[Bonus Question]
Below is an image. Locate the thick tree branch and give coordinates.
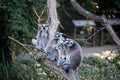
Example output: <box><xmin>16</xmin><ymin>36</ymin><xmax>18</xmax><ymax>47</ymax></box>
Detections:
<box><xmin>47</xmin><ymin>0</ymin><xmax>60</xmax><ymax>36</ymax></box>
<box><xmin>70</xmin><ymin>0</ymin><xmax>120</xmax><ymax>46</ymax></box>
<box><xmin>42</xmin><ymin>59</ymin><xmax>80</xmax><ymax>80</ymax></box>
<box><xmin>8</xmin><ymin>36</ymin><xmax>31</xmax><ymax>53</ymax></box>
<box><xmin>41</xmin><ymin>0</ymin><xmax>80</xmax><ymax>80</ymax></box>
<box><xmin>108</xmin><ymin>19</ymin><xmax>120</xmax><ymax>25</ymax></box>
<box><xmin>70</xmin><ymin>0</ymin><xmax>104</xmax><ymax>23</ymax></box>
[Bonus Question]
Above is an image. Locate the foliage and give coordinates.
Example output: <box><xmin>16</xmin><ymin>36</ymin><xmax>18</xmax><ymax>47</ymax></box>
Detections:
<box><xmin>0</xmin><ymin>59</ymin><xmax>63</xmax><ymax>80</ymax></box>
<box><xmin>0</xmin><ymin>0</ymin><xmax>47</xmax><ymax>55</ymax></box>
<box><xmin>58</xmin><ymin>0</ymin><xmax>120</xmax><ymax>18</ymax></box>
<box><xmin>79</xmin><ymin>50</ymin><xmax>120</xmax><ymax>80</ymax></box>
<box><xmin>0</xmin><ymin>50</ymin><xmax>120</xmax><ymax>80</ymax></box>
<box><xmin>57</xmin><ymin>0</ymin><xmax>120</xmax><ymax>45</ymax></box>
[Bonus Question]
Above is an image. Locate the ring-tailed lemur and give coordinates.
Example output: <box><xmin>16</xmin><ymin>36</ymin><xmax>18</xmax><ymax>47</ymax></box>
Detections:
<box><xmin>44</xmin><ymin>32</ymin><xmax>65</xmax><ymax>60</ymax></box>
<box><xmin>64</xmin><ymin>38</ymin><xmax>83</xmax><ymax>70</ymax></box>
<box><xmin>54</xmin><ymin>38</ymin><xmax>83</xmax><ymax>73</ymax></box>
<box><xmin>32</xmin><ymin>24</ymin><xmax>50</xmax><ymax>51</ymax></box>
<box><xmin>53</xmin><ymin>41</ymin><xmax>70</xmax><ymax>73</ymax></box>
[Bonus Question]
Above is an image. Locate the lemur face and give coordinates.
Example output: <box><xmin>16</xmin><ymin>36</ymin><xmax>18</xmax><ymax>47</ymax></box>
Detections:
<box><xmin>38</xmin><ymin>24</ymin><xmax>49</xmax><ymax>31</ymax></box>
<box><xmin>64</xmin><ymin>39</ymin><xmax>74</xmax><ymax>47</ymax></box>
<box><xmin>54</xmin><ymin>32</ymin><xmax>63</xmax><ymax>40</ymax></box>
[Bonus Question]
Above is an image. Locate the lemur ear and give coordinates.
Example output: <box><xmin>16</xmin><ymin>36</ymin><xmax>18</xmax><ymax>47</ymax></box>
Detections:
<box><xmin>46</xmin><ymin>24</ymin><xmax>49</xmax><ymax>27</ymax></box>
<box><xmin>38</xmin><ymin>24</ymin><xmax>42</xmax><ymax>27</ymax></box>
<box><xmin>59</xmin><ymin>33</ymin><xmax>63</xmax><ymax>36</ymax></box>
<box><xmin>38</xmin><ymin>24</ymin><xmax>42</xmax><ymax>30</ymax></box>
<box><xmin>70</xmin><ymin>41</ymin><xmax>74</xmax><ymax>46</ymax></box>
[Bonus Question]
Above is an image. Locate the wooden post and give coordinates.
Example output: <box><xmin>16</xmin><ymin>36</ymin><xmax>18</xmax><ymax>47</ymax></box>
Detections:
<box><xmin>93</xmin><ymin>28</ymin><xmax>95</xmax><ymax>46</ymax></box>
<box><xmin>100</xmin><ymin>28</ymin><xmax>103</xmax><ymax>46</ymax></box>
<box><xmin>74</xmin><ymin>27</ymin><xmax>77</xmax><ymax>39</ymax></box>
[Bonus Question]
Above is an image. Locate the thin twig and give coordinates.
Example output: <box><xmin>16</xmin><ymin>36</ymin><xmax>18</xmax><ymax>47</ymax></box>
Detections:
<box><xmin>62</xmin><ymin>4</ymin><xmax>71</xmax><ymax>18</ymax></box>
<box><xmin>23</xmin><ymin>44</ymin><xmax>35</xmax><ymax>48</ymax></box>
<box><xmin>33</xmin><ymin>7</ymin><xmax>40</xmax><ymax>19</ymax></box>
<box><xmin>33</xmin><ymin>7</ymin><xmax>41</xmax><ymax>23</ymax></box>
<box><xmin>40</xmin><ymin>5</ymin><xmax>47</xmax><ymax>18</ymax></box>
<box><xmin>33</xmin><ymin>7</ymin><xmax>46</xmax><ymax>23</ymax></box>
<box><xmin>85</xmin><ymin>27</ymin><xmax>105</xmax><ymax>42</ymax></box>
<box><xmin>8</xmin><ymin>36</ymin><xmax>31</xmax><ymax>53</ymax></box>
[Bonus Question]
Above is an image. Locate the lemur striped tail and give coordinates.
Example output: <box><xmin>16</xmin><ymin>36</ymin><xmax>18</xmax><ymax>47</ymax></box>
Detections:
<box><xmin>58</xmin><ymin>58</ymin><xmax>70</xmax><ymax>73</ymax></box>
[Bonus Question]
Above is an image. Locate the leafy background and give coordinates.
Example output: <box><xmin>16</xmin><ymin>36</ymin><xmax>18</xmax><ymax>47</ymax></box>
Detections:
<box><xmin>0</xmin><ymin>0</ymin><xmax>120</xmax><ymax>80</ymax></box>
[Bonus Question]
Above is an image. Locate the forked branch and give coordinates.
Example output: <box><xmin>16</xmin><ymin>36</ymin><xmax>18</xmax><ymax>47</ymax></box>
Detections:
<box><xmin>70</xmin><ymin>0</ymin><xmax>120</xmax><ymax>46</ymax></box>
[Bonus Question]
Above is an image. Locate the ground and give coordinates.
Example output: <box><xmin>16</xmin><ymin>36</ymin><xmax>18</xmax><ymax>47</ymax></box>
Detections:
<box><xmin>82</xmin><ymin>45</ymin><xmax>119</xmax><ymax>59</ymax></box>
<box><xmin>17</xmin><ymin>45</ymin><xmax>119</xmax><ymax>60</ymax></box>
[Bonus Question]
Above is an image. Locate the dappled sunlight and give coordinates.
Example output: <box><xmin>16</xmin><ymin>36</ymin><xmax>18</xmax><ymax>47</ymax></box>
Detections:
<box><xmin>82</xmin><ymin>45</ymin><xmax>119</xmax><ymax>59</ymax></box>
<box><xmin>93</xmin><ymin>50</ymin><xmax>117</xmax><ymax>60</ymax></box>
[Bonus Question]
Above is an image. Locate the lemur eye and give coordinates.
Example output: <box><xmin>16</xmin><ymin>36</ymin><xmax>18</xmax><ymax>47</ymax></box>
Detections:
<box><xmin>46</xmin><ymin>24</ymin><xmax>49</xmax><ymax>27</ymax></box>
<box><xmin>70</xmin><ymin>41</ymin><xmax>73</xmax><ymax>44</ymax></box>
<box><xmin>66</xmin><ymin>42</ymin><xmax>69</xmax><ymax>44</ymax></box>
<box><xmin>56</xmin><ymin>35</ymin><xmax>60</xmax><ymax>38</ymax></box>
<box><xmin>68</xmin><ymin>41</ymin><xmax>74</xmax><ymax>47</ymax></box>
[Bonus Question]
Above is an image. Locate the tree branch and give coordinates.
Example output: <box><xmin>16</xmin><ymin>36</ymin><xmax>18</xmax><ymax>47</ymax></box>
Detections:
<box><xmin>70</xmin><ymin>0</ymin><xmax>104</xmax><ymax>23</ymax></box>
<box><xmin>70</xmin><ymin>0</ymin><xmax>120</xmax><ymax>46</ymax></box>
<box><xmin>47</xmin><ymin>0</ymin><xmax>60</xmax><ymax>36</ymax></box>
<box><xmin>8</xmin><ymin>36</ymin><xmax>31</xmax><ymax>53</ymax></box>
<box><xmin>40</xmin><ymin>0</ymin><xmax>80</xmax><ymax>80</ymax></box>
<box><xmin>33</xmin><ymin>7</ymin><xmax>45</xmax><ymax>23</ymax></box>
<box><xmin>42</xmin><ymin>59</ymin><xmax>80</xmax><ymax>80</ymax></box>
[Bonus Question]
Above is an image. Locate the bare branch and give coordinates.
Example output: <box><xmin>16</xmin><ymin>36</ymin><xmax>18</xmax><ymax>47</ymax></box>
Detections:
<box><xmin>8</xmin><ymin>36</ymin><xmax>31</xmax><ymax>53</ymax></box>
<box><xmin>86</xmin><ymin>27</ymin><xmax>105</xmax><ymax>41</ymax></box>
<box><xmin>33</xmin><ymin>7</ymin><xmax>45</xmax><ymax>23</ymax></box>
<box><xmin>70</xmin><ymin>0</ymin><xmax>104</xmax><ymax>23</ymax></box>
<box><xmin>41</xmin><ymin>0</ymin><xmax>80</xmax><ymax>80</ymax></box>
<box><xmin>47</xmin><ymin>0</ymin><xmax>60</xmax><ymax>36</ymax></box>
<box><xmin>70</xmin><ymin>0</ymin><xmax>120</xmax><ymax>46</ymax></box>
<box><xmin>33</xmin><ymin>7</ymin><xmax>40</xmax><ymax>19</ymax></box>
<box><xmin>23</xmin><ymin>44</ymin><xmax>35</xmax><ymax>48</ymax></box>
<box><xmin>40</xmin><ymin>5</ymin><xmax>47</xmax><ymax>18</ymax></box>
<box><xmin>42</xmin><ymin>59</ymin><xmax>80</xmax><ymax>80</ymax></box>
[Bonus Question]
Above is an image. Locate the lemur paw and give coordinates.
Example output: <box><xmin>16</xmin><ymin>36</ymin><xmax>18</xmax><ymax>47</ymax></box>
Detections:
<box><xmin>36</xmin><ymin>46</ymin><xmax>44</xmax><ymax>52</ymax></box>
<box><xmin>32</xmin><ymin>39</ymin><xmax>37</xmax><ymax>46</ymax></box>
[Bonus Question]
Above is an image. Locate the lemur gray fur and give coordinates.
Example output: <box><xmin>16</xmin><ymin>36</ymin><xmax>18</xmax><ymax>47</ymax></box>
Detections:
<box><xmin>32</xmin><ymin>24</ymin><xmax>50</xmax><ymax>51</ymax></box>
<box><xmin>64</xmin><ymin>38</ymin><xmax>83</xmax><ymax>70</ymax></box>
<box><xmin>54</xmin><ymin>38</ymin><xmax>83</xmax><ymax>73</ymax></box>
<box><xmin>44</xmin><ymin>32</ymin><xmax>65</xmax><ymax>60</ymax></box>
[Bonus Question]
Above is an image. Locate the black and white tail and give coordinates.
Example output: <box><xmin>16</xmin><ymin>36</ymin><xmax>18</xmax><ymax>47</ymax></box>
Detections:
<box><xmin>58</xmin><ymin>57</ymin><xmax>70</xmax><ymax>73</ymax></box>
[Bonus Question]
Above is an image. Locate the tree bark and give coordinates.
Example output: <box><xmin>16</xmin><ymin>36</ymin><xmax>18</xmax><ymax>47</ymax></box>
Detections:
<box><xmin>42</xmin><ymin>0</ymin><xmax>80</xmax><ymax>80</ymax></box>
<box><xmin>108</xmin><ymin>19</ymin><xmax>120</xmax><ymax>25</ymax></box>
<box><xmin>47</xmin><ymin>0</ymin><xmax>60</xmax><ymax>37</ymax></box>
<box><xmin>42</xmin><ymin>59</ymin><xmax>80</xmax><ymax>80</ymax></box>
<box><xmin>70</xmin><ymin>0</ymin><xmax>120</xmax><ymax>46</ymax></box>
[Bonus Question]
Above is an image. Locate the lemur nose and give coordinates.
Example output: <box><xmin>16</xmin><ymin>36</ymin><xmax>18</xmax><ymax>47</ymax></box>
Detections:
<box><xmin>43</xmin><ymin>27</ymin><xmax>45</xmax><ymax>29</ymax></box>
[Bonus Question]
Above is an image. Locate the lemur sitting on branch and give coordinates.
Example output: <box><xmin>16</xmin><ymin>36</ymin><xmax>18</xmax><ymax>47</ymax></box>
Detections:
<box><xmin>54</xmin><ymin>38</ymin><xmax>83</xmax><ymax>73</ymax></box>
<box><xmin>32</xmin><ymin>24</ymin><xmax>50</xmax><ymax>51</ymax></box>
<box><xmin>44</xmin><ymin>32</ymin><xmax>65</xmax><ymax>60</ymax></box>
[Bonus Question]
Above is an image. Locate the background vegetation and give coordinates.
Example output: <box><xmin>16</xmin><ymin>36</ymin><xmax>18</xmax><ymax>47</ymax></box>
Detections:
<box><xmin>0</xmin><ymin>0</ymin><xmax>120</xmax><ymax>80</ymax></box>
<box><xmin>0</xmin><ymin>50</ymin><xmax>120</xmax><ymax>80</ymax></box>
<box><xmin>58</xmin><ymin>0</ymin><xmax>120</xmax><ymax>46</ymax></box>
<box><xmin>0</xmin><ymin>0</ymin><xmax>47</xmax><ymax>56</ymax></box>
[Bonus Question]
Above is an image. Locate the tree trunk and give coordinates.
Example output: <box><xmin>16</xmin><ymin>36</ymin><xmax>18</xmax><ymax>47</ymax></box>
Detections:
<box><xmin>70</xmin><ymin>0</ymin><xmax>120</xmax><ymax>46</ymax></box>
<box><xmin>41</xmin><ymin>0</ymin><xmax>80</xmax><ymax>80</ymax></box>
<box><xmin>47</xmin><ymin>0</ymin><xmax>60</xmax><ymax>37</ymax></box>
<box><xmin>42</xmin><ymin>59</ymin><xmax>80</xmax><ymax>80</ymax></box>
